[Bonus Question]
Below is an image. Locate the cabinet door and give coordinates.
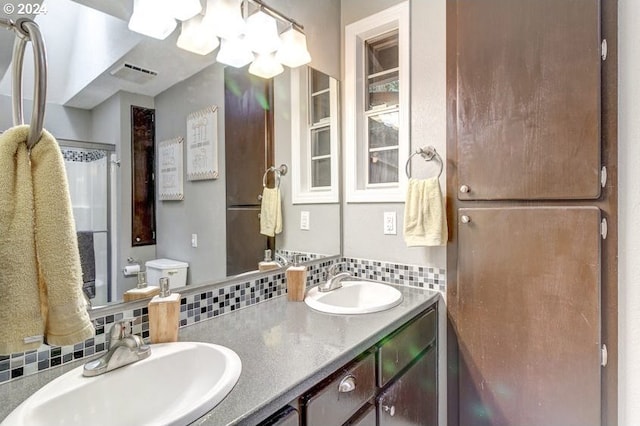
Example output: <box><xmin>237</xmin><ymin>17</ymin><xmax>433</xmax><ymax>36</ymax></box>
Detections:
<box><xmin>456</xmin><ymin>0</ymin><xmax>601</xmax><ymax>200</ymax></box>
<box><xmin>455</xmin><ymin>207</ymin><xmax>601</xmax><ymax>426</ymax></box>
<box><xmin>377</xmin><ymin>347</ymin><xmax>437</xmax><ymax>426</ymax></box>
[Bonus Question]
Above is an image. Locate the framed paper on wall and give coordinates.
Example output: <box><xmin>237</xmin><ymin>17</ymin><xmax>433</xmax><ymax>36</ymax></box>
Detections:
<box><xmin>186</xmin><ymin>106</ymin><xmax>219</xmax><ymax>181</ymax></box>
<box><xmin>158</xmin><ymin>137</ymin><xmax>184</xmax><ymax>201</ymax></box>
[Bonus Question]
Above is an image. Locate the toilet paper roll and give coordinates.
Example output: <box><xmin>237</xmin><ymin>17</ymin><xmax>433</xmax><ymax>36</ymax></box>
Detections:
<box><xmin>123</xmin><ymin>264</ymin><xmax>140</xmax><ymax>276</ymax></box>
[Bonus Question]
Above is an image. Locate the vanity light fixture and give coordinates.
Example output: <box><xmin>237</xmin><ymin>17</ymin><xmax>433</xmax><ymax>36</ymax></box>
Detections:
<box><xmin>248</xmin><ymin>52</ymin><xmax>284</xmax><ymax>79</ymax></box>
<box><xmin>128</xmin><ymin>0</ymin><xmax>177</xmax><ymax>40</ymax></box>
<box><xmin>216</xmin><ymin>36</ymin><xmax>255</xmax><ymax>68</ymax></box>
<box><xmin>170</xmin><ymin>0</ymin><xmax>203</xmax><ymax>22</ymax></box>
<box><xmin>245</xmin><ymin>10</ymin><xmax>281</xmax><ymax>54</ymax></box>
<box><xmin>275</xmin><ymin>25</ymin><xmax>312</xmax><ymax>68</ymax></box>
<box><xmin>176</xmin><ymin>15</ymin><xmax>220</xmax><ymax>56</ymax></box>
<box><xmin>130</xmin><ymin>0</ymin><xmax>312</xmax><ymax>78</ymax></box>
<box><xmin>204</xmin><ymin>0</ymin><xmax>246</xmax><ymax>40</ymax></box>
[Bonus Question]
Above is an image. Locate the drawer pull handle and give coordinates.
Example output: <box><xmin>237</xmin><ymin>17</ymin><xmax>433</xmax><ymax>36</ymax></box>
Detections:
<box><xmin>383</xmin><ymin>405</ymin><xmax>396</xmax><ymax>416</ymax></box>
<box><xmin>338</xmin><ymin>375</ymin><xmax>356</xmax><ymax>393</ymax></box>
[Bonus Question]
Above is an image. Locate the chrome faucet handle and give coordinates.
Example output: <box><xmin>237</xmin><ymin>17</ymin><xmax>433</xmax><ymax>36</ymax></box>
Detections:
<box><xmin>327</xmin><ymin>263</ymin><xmax>343</xmax><ymax>278</ymax></box>
<box><xmin>108</xmin><ymin>319</ymin><xmax>137</xmax><ymax>348</ymax></box>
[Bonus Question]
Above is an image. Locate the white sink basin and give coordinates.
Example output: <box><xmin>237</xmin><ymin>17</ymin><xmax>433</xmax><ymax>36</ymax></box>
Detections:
<box><xmin>3</xmin><ymin>342</ymin><xmax>241</xmax><ymax>426</ymax></box>
<box><xmin>305</xmin><ymin>280</ymin><xmax>403</xmax><ymax>314</ymax></box>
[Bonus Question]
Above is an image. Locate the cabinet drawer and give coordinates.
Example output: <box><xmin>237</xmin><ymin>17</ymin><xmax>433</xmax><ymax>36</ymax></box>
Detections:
<box><xmin>304</xmin><ymin>352</ymin><xmax>376</xmax><ymax>425</ymax></box>
<box><xmin>378</xmin><ymin>347</ymin><xmax>437</xmax><ymax>426</ymax></box>
<box><xmin>377</xmin><ymin>308</ymin><xmax>436</xmax><ymax>387</ymax></box>
<box><xmin>346</xmin><ymin>404</ymin><xmax>376</xmax><ymax>426</ymax></box>
<box><xmin>259</xmin><ymin>406</ymin><xmax>299</xmax><ymax>426</ymax></box>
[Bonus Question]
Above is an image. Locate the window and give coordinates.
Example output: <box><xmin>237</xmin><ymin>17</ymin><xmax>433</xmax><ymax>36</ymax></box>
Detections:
<box><xmin>309</xmin><ymin>68</ymin><xmax>332</xmax><ymax>190</ymax></box>
<box><xmin>291</xmin><ymin>67</ymin><xmax>339</xmax><ymax>204</ymax></box>
<box><xmin>345</xmin><ymin>2</ymin><xmax>409</xmax><ymax>202</ymax></box>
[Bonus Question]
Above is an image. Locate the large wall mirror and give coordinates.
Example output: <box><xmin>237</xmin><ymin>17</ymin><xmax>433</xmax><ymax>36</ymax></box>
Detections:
<box><xmin>0</xmin><ymin>0</ymin><xmax>341</xmax><ymax>309</ymax></box>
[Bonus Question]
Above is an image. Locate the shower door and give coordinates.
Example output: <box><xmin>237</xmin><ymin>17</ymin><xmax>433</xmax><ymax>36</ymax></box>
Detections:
<box><xmin>60</xmin><ymin>140</ymin><xmax>116</xmax><ymax>306</ymax></box>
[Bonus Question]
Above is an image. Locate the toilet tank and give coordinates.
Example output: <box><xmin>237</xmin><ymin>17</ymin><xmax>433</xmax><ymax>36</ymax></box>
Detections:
<box><xmin>145</xmin><ymin>258</ymin><xmax>189</xmax><ymax>289</ymax></box>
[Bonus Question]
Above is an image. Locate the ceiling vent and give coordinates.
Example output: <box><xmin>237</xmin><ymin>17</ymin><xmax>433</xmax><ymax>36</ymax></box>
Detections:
<box><xmin>110</xmin><ymin>63</ymin><xmax>158</xmax><ymax>84</ymax></box>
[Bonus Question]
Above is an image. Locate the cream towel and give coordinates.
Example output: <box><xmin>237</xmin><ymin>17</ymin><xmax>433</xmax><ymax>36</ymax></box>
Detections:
<box><xmin>0</xmin><ymin>125</ymin><xmax>94</xmax><ymax>354</ymax></box>
<box><xmin>403</xmin><ymin>177</ymin><xmax>448</xmax><ymax>247</ymax></box>
<box><xmin>259</xmin><ymin>187</ymin><xmax>282</xmax><ymax>237</ymax></box>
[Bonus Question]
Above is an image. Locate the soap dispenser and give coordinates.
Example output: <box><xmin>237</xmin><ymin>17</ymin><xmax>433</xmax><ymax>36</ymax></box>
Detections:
<box><xmin>286</xmin><ymin>254</ymin><xmax>307</xmax><ymax>302</ymax></box>
<box><xmin>123</xmin><ymin>271</ymin><xmax>161</xmax><ymax>302</ymax></box>
<box><xmin>148</xmin><ymin>277</ymin><xmax>180</xmax><ymax>343</ymax></box>
<box><xmin>258</xmin><ymin>249</ymin><xmax>279</xmax><ymax>272</ymax></box>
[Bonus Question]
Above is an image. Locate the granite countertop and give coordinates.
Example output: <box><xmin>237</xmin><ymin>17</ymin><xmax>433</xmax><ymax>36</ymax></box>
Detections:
<box><xmin>0</xmin><ymin>284</ymin><xmax>440</xmax><ymax>425</ymax></box>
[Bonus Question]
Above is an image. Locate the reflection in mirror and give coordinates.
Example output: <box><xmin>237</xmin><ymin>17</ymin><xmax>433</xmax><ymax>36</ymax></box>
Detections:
<box><xmin>0</xmin><ymin>0</ymin><xmax>341</xmax><ymax>309</ymax></box>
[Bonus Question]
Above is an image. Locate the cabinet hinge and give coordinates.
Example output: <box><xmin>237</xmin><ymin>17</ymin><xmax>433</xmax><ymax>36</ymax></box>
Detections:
<box><xmin>601</xmin><ymin>39</ymin><xmax>608</xmax><ymax>61</ymax></box>
<box><xmin>602</xmin><ymin>344</ymin><xmax>608</xmax><ymax>367</ymax></box>
<box><xmin>601</xmin><ymin>166</ymin><xmax>607</xmax><ymax>188</ymax></box>
<box><xmin>600</xmin><ymin>218</ymin><xmax>608</xmax><ymax>240</ymax></box>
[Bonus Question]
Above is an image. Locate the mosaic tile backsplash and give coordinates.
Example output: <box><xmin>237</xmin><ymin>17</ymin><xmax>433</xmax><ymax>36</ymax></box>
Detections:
<box><xmin>0</xmin><ymin>256</ymin><xmax>444</xmax><ymax>385</ymax></box>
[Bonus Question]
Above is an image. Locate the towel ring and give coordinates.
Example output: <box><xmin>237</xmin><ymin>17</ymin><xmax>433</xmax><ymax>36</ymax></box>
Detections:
<box><xmin>1</xmin><ymin>18</ymin><xmax>48</xmax><ymax>150</ymax></box>
<box><xmin>262</xmin><ymin>164</ymin><xmax>288</xmax><ymax>188</ymax></box>
<box><xmin>405</xmin><ymin>146</ymin><xmax>443</xmax><ymax>179</ymax></box>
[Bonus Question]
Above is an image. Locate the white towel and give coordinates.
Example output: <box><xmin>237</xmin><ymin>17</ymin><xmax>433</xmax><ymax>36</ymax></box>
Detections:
<box><xmin>0</xmin><ymin>125</ymin><xmax>94</xmax><ymax>354</ymax></box>
<box><xmin>403</xmin><ymin>177</ymin><xmax>448</xmax><ymax>247</ymax></box>
<box><xmin>260</xmin><ymin>187</ymin><xmax>282</xmax><ymax>237</ymax></box>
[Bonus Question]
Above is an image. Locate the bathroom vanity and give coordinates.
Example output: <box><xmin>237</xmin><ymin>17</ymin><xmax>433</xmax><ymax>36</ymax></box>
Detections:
<box><xmin>185</xmin><ymin>284</ymin><xmax>441</xmax><ymax>425</ymax></box>
<box><xmin>0</xmin><ymin>284</ymin><xmax>440</xmax><ymax>426</ymax></box>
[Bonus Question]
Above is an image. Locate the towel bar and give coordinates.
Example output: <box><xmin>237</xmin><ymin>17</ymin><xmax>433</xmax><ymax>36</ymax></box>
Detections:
<box><xmin>405</xmin><ymin>146</ymin><xmax>443</xmax><ymax>179</ymax></box>
<box><xmin>263</xmin><ymin>164</ymin><xmax>288</xmax><ymax>188</ymax></box>
<box><xmin>0</xmin><ymin>18</ymin><xmax>48</xmax><ymax>150</ymax></box>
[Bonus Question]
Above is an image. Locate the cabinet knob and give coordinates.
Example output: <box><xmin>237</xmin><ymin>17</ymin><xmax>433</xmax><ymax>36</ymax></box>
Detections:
<box><xmin>461</xmin><ymin>215</ymin><xmax>471</xmax><ymax>224</ymax></box>
<box><xmin>382</xmin><ymin>405</ymin><xmax>396</xmax><ymax>416</ymax></box>
<box><xmin>338</xmin><ymin>375</ymin><xmax>356</xmax><ymax>393</ymax></box>
<box><xmin>459</xmin><ymin>184</ymin><xmax>470</xmax><ymax>193</ymax></box>
<box><xmin>257</xmin><ymin>194</ymin><xmax>263</xmax><ymax>201</ymax></box>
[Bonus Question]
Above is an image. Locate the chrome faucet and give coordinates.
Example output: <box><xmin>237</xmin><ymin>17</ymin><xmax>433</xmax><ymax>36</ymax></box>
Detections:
<box><xmin>83</xmin><ymin>319</ymin><xmax>151</xmax><ymax>377</ymax></box>
<box><xmin>318</xmin><ymin>264</ymin><xmax>351</xmax><ymax>292</ymax></box>
<box><xmin>274</xmin><ymin>253</ymin><xmax>290</xmax><ymax>267</ymax></box>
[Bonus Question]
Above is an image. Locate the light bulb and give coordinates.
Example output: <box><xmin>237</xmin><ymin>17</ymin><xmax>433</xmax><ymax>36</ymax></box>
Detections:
<box><xmin>275</xmin><ymin>26</ymin><xmax>311</xmax><ymax>68</ymax></box>
<box><xmin>129</xmin><ymin>0</ymin><xmax>176</xmax><ymax>40</ymax></box>
<box><xmin>217</xmin><ymin>36</ymin><xmax>254</xmax><ymax>68</ymax></box>
<box><xmin>245</xmin><ymin>10</ymin><xmax>281</xmax><ymax>54</ymax></box>
<box><xmin>249</xmin><ymin>52</ymin><xmax>284</xmax><ymax>79</ymax></box>
<box><xmin>171</xmin><ymin>0</ymin><xmax>202</xmax><ymax>21</ymax></box>
<box><xmin>177</xmin><ymin>15</ymin><xmax>220</xmax><ymax>55</ymax></box>
<box><xmin>203</xmin><ymin>0</ymin><xmax>245</xmax><ymax>40</ymax></box>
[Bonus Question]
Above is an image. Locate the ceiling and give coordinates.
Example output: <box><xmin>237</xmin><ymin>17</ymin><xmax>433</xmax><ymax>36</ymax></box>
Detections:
<box><xmin>0</xmin><ymin>0</ymin><xmax>218</xmax><ymax>110</ymax></box>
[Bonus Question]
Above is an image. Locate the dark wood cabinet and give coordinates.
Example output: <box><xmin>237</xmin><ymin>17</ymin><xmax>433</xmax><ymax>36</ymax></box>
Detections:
<box><xmin>259</xmin><ymin>303</ymin><xmax>438</xmax><ymax>426</ymax></box>
<box><xmin>224</xmin><ymin>67</ymin><xmax>274</xmax><ymax>276</ymax></box>
<box><xmin>378</xmin><ymin>347</ymin><xmax>437</xmax><ymax>426</ymax></box>
<box><xmin>448</xmin><ymin>0</ymin><xmax>617</xmax><ymax>424</ymax></box>
<box><xmin>261</xmin><ymin>406</ymin><xmax>300</xmax><ymax>426</ymax></box>
<box><xmin>455</xmin><ymin>0</ymin><xmax>601</xmax><ymax>200</ymax></box>
<box><xmin>304</xmin><ymin>352</ymin><xmax>376</xmax><ymax>426</ymax></box>
<box><xmin>455</xmin><ymin>207</ymin><xmax>602</xmax><ymax>426</ymax></box>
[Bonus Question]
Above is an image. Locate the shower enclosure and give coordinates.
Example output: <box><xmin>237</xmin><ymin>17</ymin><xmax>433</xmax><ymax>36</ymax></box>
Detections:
<box><xmin>59</xmin><ymin>139</ymin><xmax>116</xmax><ymax>306</ymax></box>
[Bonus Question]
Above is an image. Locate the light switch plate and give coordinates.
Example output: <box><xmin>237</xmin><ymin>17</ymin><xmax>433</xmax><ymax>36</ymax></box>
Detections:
<box><xmin>300</xmin><ymin>211</ymin><xmax>310</xmax><ymax>230</ymax></box>
<box><xmin>191</xmin><ymin>233</ymin><xmax>198</xmax><ymax>248</ymax></box>
<box><xmin>384</xmin><ymin>212</ymin><xmax>397</xmax><ymax>235</ymax></box>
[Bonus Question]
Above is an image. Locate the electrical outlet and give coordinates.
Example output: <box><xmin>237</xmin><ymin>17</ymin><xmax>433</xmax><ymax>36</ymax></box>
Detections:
<box><xmin>384</xmin><ymin>212</ymin><xmax>397</xmax><ymax>235</ymax></box>
<box><xmin>300</xmin><ymin>211</ymin><xmax>310</xmax><ymax>230</ymax></box>
<box><xmin>191</xmin><ymin>233</ymin><xmax>198</xmax><ymax>248</ymax></box>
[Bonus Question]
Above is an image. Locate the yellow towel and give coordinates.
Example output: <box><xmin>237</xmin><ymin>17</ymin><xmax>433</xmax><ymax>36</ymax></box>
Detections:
<box><xmin>403</xmin><ymin>177</ymin><xmax>448</xmax><ymax>247</ymax></box>
<box><xmin>259</xmin><ymin>187</ymin><xmax>282</xmax><ymax>237</ymax></box>
<box><xmin>0</xmin><ymin>125</ymin><xmax>94</xmax><ymax>354</ymax></box>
